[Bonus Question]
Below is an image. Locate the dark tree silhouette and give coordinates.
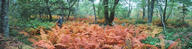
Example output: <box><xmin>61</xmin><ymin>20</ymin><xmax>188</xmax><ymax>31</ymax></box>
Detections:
<box><xmin>103</xmin><ymin>0</ymin><xmax>119</xmax><ymax>26</ymax></box>
<box><xmin>0</xmin><ymin>0</ymin><xmax>9</xmax><ymax>37</ymax></box>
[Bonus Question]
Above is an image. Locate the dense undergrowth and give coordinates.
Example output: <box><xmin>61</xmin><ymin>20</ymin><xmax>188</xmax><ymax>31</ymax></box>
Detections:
<box><xmin>17</xmin><ymin>20</ymin><xmax>187</xmax><ymax>49</ymax></box>
<box><xmin>26</xmin><ymin>22</ymin><xmax>163</xmax><ymax>49</ymax></box>
<box><xmin>5</xmin><ymin>17</ymin><xmax>192</xmax><ymax>49</ymax></box>
<box><xmin>9</xmin><ymin>19</ymin><xmax>55</xmax><ymax>45</ymax></box>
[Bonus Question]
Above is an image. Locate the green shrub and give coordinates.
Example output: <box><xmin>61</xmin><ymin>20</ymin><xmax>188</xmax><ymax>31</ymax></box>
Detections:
<box><xmin>142</xmin><ymin>36</ymin><xmax>160</xmax><ymax>45</ymax></box>
<box><xmin>135</xmin><ymin>19</ymin><xmax>146</xmax><ymax>24</ymax></box>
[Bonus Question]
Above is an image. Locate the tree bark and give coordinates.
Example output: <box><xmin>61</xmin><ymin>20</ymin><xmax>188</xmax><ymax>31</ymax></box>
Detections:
<box><xmin>142</xmin><ymin>0</ymin><xmax>146</xmax><ymax>19</ymax></box>
<box><xmin>67</xmin><ymin>0</ymin><xmax>71</xmax><ymax>20</ymax></box>
<box><xmin>165</xmin><ymin>0</ymin><xmax>175</xmax><ymax>22</ymax></box>
<box><xmin>162</xmin><ymin>0</ymin><xmax>167</xmax><ymax>23</ymax></box>
<box><xmin>45</xmin><ymin>0</ymin><xmax>52</xmax><ymax>21</ymax></box>
<box><xmin>66</xmin><ymin>0</ymin><xmax>77</xmax><ymax>20</ymax></box>
<box><xmin>125</xmin><ymin>0</ymin><xmax>132</xmax><ymax>18</ymax></box>
<box><xmin>109</xmin><ymin>0</ymin><xmax>119</xmax><ymax>25</ymax></box>
<box><xmin>157</xmin><ymin>0</ymin><xmax>163</xmax><ymax>17</ymax></box>
<box><xmin>103</xmin><ymin>0</ymin><xmax>109</xmax><ymax>25</ymax></box>
<box><xmin>74</xmin><ymin>0</ymin><xmax>79</xmax><ymax>18</ymax></box>
<box><xmin>48</xmin><ymin>7</ymin><xmax>52</xmax><ymax>21</ymax></box>
<box><xmin>103</xmin><ymin>0</ymin><xmax>119</xmax><ymax>25</ymax></box>
<box><xmin>67</xmin><ymin>10</ymin><xmax>71</xmax><ymax>20</ymax></box>
<box><xmin>127</xmin><ymin>9</ymin><xmax>132</xmax><ymax>18</ymax></box>
<box><xmin>0</xmin><ymin>0</ymin><xmax>2</xmax><ymax>33</ymax></box>
<box><xmin>143</xmin><ymin>7</ymin><xmax>145</xmax><ymax>19</ymax></box>
<box><xmin>162</xmin><ymin>0</ymin><xmax>167</xmax><ymax>32</ymax></box>
<box><xmin>148</xmin><ymin>0</ymin><xmax>155</xmax><ymax>24</ymax></box>
<box><xmin>0</xmin><ymin>0</ymin><xmax>9</xmax><ymax>37</ymax></box>
<box><xmin>91</xmin><ymin>1</ymin><xmax>97</xmax><ymax>24</ymax></box>
<box><xmin>39</xmin><ymin>11</ymin><xmax>42</xmax><ymax>20</ymax></box>
<box><xmin>147</xmin><ymin>0</ymin><xmax>150</xmax><ymax>23</ymax></box>
<box><xmin>182</xmin><ymin>4</ymin><xmax>185</xmax><ymax>23</ymax></box>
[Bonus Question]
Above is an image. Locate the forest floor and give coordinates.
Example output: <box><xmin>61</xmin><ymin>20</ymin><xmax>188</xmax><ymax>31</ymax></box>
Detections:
<box><xmin>0</xmin><ymin>17</ymin><xmax>192</xmax><ymax>49</ymax></box>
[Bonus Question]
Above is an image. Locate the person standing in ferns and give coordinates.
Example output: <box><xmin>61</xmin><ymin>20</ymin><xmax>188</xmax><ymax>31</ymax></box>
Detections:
<box><xmin>57</xmin><ymin>16</ymin><xmax>63</xmax><ymax>28</ymax></box>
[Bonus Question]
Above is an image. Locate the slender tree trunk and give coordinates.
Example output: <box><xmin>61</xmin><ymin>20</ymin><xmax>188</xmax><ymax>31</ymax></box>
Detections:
<box><xmin>127</xmin><ymin>10</ymin><xmax>132</xmax><ymax>18</ymax></box>
<box><xmin>166</xmin><ymin>0</ymin><xmax>174</xmax><ymax>22</ymax></box>
<box><xmin>147</xmin><ymin>0</ymin><xmax>150</xmax><ymax>23</ymax></box>
<box><xmin>126</xmin><ymin>0</ymin><xmax>132</xmax><ymax>18</ymax></box>
<box><xmin>66</xmin><ymin>0</ymin><xmax>77</xmax><ymax>21</ymax></box>
<box><xmin>48</xmin><ymin>7</ymin><xmax>52</xmax><ymax>21</ymax></box>
<box><xmin>157</xmin><ymin>0</ymin><xmax>163</xmax><ymax>17</ymax></box>
<box><xmin>67</xmin><ymin>0</ymin><xmax>70</xmax><ymax>20</ymax></box>
<box><xmin>136</xmin><ymin>9</ymin><xmax>140</xmax><ymax>24</ymax></box>
<box><xmin>97</xmin><ymin>7</ymin><xmax>100</xmax><ymax>18</ymax></box>
<box><xmin>142</xmin><ymin>0</ymin><xmax>146</xmax><ymax>20</ymax></box>
<box><xmin>67</xmin><ymin>10</ymin><xmax>71</xmax><ymax>20</ymax></box>
<box><xmin>0</xmin><ymin>0</ymin><xmax>9</xmax><ymax>37</ymax></box>
<box><xmin>142</xmin><ymin>7</ymin><xmax>145</xmax><ymax>19</ymax></box>
<box><xmin>97</xmin><ymin>2</ymin><xmax>102</xmax><ymax>18</ymax></box>
<box><xmin>182</xmin><ymin>4</ymin><xmax>185</xmax><ymax>23</ymax></box>
<box><xmin>162</xmin><ymin>0</ymin><xmax>167</xmax><ymax>20</ymax></box>
<box><xmin>109</xmin><ymin>0</ymin><xmax>119</xmax><ymax>25</ymax></box>
<box><xmin>162</xmin><ymin>0</ymin><xmax>167</xmax><ymax>32</ymax></box>
<box><xmin>74</xmin><ymin>0</ymin><xmax>79</xmax><ymax>19</ymax></box>
<box><xmin>148</xmin><ymin>0</ymin><xmax>155</xmax><ymax>24</ymax></box>
<box><xmin>60</xmin><ymin>0</ymin><xmax>67</xmax><ymax>22</ymax></box>
<box><xmin>162</xmin><ymin>0</ymin><xmax>167</xmax><ymax>23</ymax></box>
<box><xmin>46</xmin><ymin>0</ymin><xmax>52</xmax><ymax>21</ymax></box>
<box><xmin>0</xmin><ymin>0</ymin><xmax>2</xmax><ymax>33</ymax></box>
<box><xmin>157</xmin><ymin>0</ymin><xmax>167</xmax><ymax>32</ymax></box>
<box><xmin>67</xmin><ymin>0</ymin><xmax>71</xmax><ymax>21</ymax></box>
<box><xmin>103</xmin><ymin>0</ymin><xmax>109</xmax><ymax>25</ymax></box>
<box><xmin>91</xmin><ymin>1</ymin><xmax>97</xmax><ymax>24</ymax></box>
<box><xmin>39</xmin><ymin>10</ymin><xmax>42</xmax><ymax>20</ymax></box>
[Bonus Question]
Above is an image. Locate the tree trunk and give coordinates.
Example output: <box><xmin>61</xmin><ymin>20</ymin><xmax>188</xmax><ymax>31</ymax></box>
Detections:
<box><xmin>67</xmin><ymin>0</ymin><xmax>71</xmax><ymax>21</ymax></box>
<box><xmin>148</xmin><ymin>0</ymin><xmax>155</xmax><ymax>24</ymax></box>
<box><xmin>46</xmin><ymin>0</ymin><xmax>52</xmax><ymax>21</ymax></box>
<box><xmin>97</xmin><ymin>3</ymin><xmax>102</xmax><ymax>18</ymax></box>
<box><xmin>66</xmin><ymin>0</ymin><xmax>77</xmax><ymax>21</ymax></box>
<box><xmin>0</xmin><ymin>0</ymin><xmax>2</xmax><ymax>33</ymax></box>
<box><xmin>48</xmin><ymin>7</ymin><xmax>52</xmax><ymax>21</ymax></box>
<box><xmin>0</xmin><ymin>0</ymin><xmax>9</xmax><ymax>37</ymax></box>
<box><xmin>39</xmin><ymin>10</ymin><xmax>42</xmax><ymax>20</ymax></box>
<box><xmin>147</xmin><ymin>0</ymin><xmax>150</xmax><ymax>23</ymax></box>
<box><xmin>142</xmin><ymin>0</ymin><xmax>146</xmax><ymax>20</ymax></box>
<box><xmin>136</xmin><ymin>9</ymin><xmax>140</xmax><ymax>24</ymax></box>
<box><xmin>67</xmin><ymin>10</ymin><xmax>71</xmax><ymax>20</ymax></box>
<box><xmin>127</xmin><ymin>0</ymin><xmax>132</xmax><ymax>18</ymax></box>
<box><xmin>162</xmin><ymin>0</ymin><xmax>167</xmax><ymax>23</ymax></box>
<box><xmin>103</xmin><ymin>0</ymin><xmax>109</xmax><ymax>25</ymax></box>
<box><xmin>109</xmin><ymin>0</ymin><xmax>119</xmax><ymax>25</ymax></box>
<box><xmin>91</xmin><ymin>1</ymin><xmax>97</xmax><ymax>24</ymax></box>
<box><xmin>103</xmin><ymin>0</ymin><xmax>119</xmax><ymax>25</ymax></box>
<box><xmin>142</xmin><ymin>7</ymin><xmax>145</xmax><ymax>19</ymax></box>
<box><xmin>162</xmin><ymin>0</ymin><xmax>167</xmax><ymax>32</ymax></box>
<box><xmin>165</xmin><ymin>0</ymin><xmax>174</xmax><ymax>22</ymax></box>
<box><xmin>157</xmin><ymin>0</ymin><xmax>163</xmax><ymax>17</ymax></box>
<box><xmin>74</xmin><ymin>0</ymin><xmax>79</xmax><ymax>18</ymax></box>
<box><xmin>182</xmin><ymin>4</ymin><xmax>185</xmax><ymax>23</ymax></box>
<box><xmin>127</xmin><ymin>9</ymin><xmax>132</xmax><ymax>18</ymax></box>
